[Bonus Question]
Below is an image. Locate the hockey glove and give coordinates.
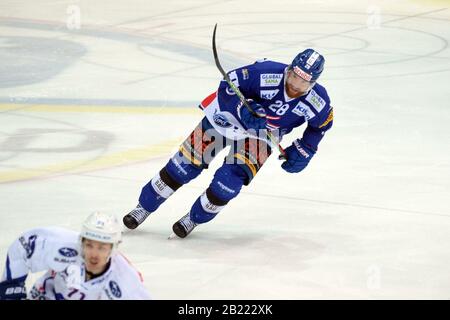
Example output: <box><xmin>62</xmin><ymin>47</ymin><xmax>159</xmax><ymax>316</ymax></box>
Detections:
<box><xmin>281</xmin><ymin>139</ymin><xmax>316</xmax><ymax>173</ymax></box>
<box><xmin>0</xmin><ymin>279</ymin><xmax>27</xmax><ymax>300</ymax></box>
<box><xmin>239</xmin><ymin>101</ymin><xmax>267</xmax><ymax>131</ymax></box>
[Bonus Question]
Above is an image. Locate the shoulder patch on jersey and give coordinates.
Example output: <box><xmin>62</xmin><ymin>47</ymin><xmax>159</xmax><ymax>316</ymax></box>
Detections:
<box><xmin>241</xmin><ymin>68</ymin><xmax>249</xmax><ymax>80</ymax></box>
<box><xmin>19</xmin><ymin>235</ymin><xmax>37</xmax><ymax>259</ymax></box>
<box><xmin>58</xmin><ymin>247</ymin><xmax>78</xmax><ymax>257</ymax></box>
<box><xmin>109</xmin><ymin>280</ymin><xmax>122</xmax><ymax>298</ymax></box>
<box><xmin>292</xmin><ymin>101</ymin><xmax>316</xmax><ymax>121</ymax></box>
<box><xmin>319</xmin><ymin>108</ymin><xmax>333</xmax><ymax>128</ymax></box>
<box><xmin>260</xmin><ymin>73</ymin><xmax>283</xmax><ymax>87</ymax></box>
<box><xmin>305</xmin><ymin>89</ymin><xmax>326</xmax><ymax>113</ymax></box>
<box><xmin>260</xmin><ymin>89</ymin><xmax>279</xmax><ymax>100</ymax></box>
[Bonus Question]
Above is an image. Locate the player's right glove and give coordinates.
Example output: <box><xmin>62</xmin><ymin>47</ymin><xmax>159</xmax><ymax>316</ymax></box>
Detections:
<box><xmin>239</xmin><ymin>100</ymin><xmax>267</xmax><ymax>130</ymax></box>
<box><xmin>280</xmin><ymin>139</ymin><xmax>316</xmax><ymax>173</ymax></box>
<box><xmin>0</xmin><ymin>279</ymin><xmax>27</xmax><ymax>300</ymax></box>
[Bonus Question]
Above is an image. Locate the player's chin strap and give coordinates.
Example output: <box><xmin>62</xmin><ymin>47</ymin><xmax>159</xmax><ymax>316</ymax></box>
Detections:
<box><xmin>212</xmin><ymin>23</ymin><xmax>287</xmax><ymax>160</ymax></box>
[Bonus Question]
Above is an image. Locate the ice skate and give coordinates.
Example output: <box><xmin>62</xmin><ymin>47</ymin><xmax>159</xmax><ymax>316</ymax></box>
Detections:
<box><xmin>123</xmin><ymin>203</ymin><xmax>151</xmax><ymax>229</ymax></box>
<box><xmin>172</xmin><ymin>213</ymin><xmax>198</xmax><ymax>238</ymax></box>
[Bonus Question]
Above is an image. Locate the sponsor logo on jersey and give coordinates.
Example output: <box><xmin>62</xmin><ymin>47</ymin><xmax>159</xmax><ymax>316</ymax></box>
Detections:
<box><xmin>305</xmin><ymin>89</ymin><xmax>326</xmax><ymax>112</ymax></box>
<box><xmin>58</xmin><ymin>247</ymin><xmax>78</xmax><ymax>257</ymax></box>
<box><xmin>54</xmin><ymin>257</ymin><xmax>76</xmax><ymax>263</ymax></box>
<box><xmin>228</xmin><ymin>70</ymin><xmax>239</xmax><ymax>87</ymax></box>
<box><xmin>260</xmin><ymin>89</ymin><xmax>279</xmax><ymax>100</ymax></box>
<box><xmin>292</xmin><ymin>101</ymin><xmax>315</xmax><ymax>120</ymax></box>
<box><xmin>260</xmin><ymin>73</ymin><xmax>283</xmax><ymax>87</ymax></box>
<box><xmin>293</xmin><ymin>66</ymin><xmax>312</xmax><ymax>81</ymax></box>
<box><xmin>213</xmin><ymin>113</ymin><xmax>232</xmax><ymax>128</ymax></box>
<box><xmin>19</xmin><ymin>235</ymin><xmax>37</xmax><ymax>258</ymax></box>
<box><xmin>241</xmin><ymin>68</ymin><xmax>249</xmax><ymax>80</ymax></box>
<box><xmin>109</xmin><ymin>281</ymin><xmax>122</xmax><ymax>298</ymax></box>
<box><xmin>225</xmin><ymin>86</ymin><xmax>236</xmax><ymax>95</ymax></box>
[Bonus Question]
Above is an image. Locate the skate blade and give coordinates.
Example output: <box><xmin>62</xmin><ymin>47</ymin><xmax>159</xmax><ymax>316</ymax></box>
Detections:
<box><xmin>122</xmin><ymin>226</ymin><xmax>133</xmax><ymax>233</ymax></box>
<box><xmin>168</xmin><ymin>233</ymin><xmax>178</xmax><ymax>240</ymax></box>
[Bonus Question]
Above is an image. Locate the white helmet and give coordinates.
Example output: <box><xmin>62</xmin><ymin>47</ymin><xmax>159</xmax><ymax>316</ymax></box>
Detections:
<box><xmin>80</xmin><ymin>212</ymin><xmax>122</xmax><ymax>248</ymax></box>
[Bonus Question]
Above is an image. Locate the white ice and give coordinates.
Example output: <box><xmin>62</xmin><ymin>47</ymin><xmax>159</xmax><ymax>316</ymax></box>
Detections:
<box><xmin>0</xmin><ymin>0</ymin><xmax>449</xmax><ymax>299</ymax></box>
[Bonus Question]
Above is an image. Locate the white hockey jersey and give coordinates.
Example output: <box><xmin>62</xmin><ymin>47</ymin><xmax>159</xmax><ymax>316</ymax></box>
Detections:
<box><xmin>1</xmin><ymin>227</ymin><xmax>151</xmax><ymax>300</ymax></box>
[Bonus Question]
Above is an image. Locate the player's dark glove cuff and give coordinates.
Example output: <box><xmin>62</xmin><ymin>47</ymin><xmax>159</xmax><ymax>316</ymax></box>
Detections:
<box><xmin>0</xmin><ymin>279</ymin><xmax>27</xmax><ymax>300</ymax></box>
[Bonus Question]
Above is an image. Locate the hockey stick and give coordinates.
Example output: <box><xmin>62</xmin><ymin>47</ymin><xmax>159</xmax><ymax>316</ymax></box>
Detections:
<box><xmin>212</xmin><ymin>23</ymin><xmax>287</xmax><ymax>160</ymax></box>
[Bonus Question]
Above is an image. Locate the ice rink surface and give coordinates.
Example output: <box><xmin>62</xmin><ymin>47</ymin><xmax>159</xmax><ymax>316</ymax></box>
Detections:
<box><xmin>0</xmin><ymin>0</ymin><xmax>449</xmax><ymax>299</ymax></box>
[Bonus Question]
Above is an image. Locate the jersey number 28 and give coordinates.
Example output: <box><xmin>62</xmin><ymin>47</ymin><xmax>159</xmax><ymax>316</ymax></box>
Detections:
<box><xmin>268</xmin><ymin>101</ymin><xmax>290</xmax><ymax>116</ymax></box>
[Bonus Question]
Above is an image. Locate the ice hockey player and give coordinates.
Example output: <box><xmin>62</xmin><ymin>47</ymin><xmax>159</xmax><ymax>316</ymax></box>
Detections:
<box><xmin>123</xmin><ymin>48</ymin><xmax>333</xmax><ymax>238</ymax></box>
<box><xmin>0</xmin><ymin>212</ymin><xmax>151</xmax><ymax>300</ymax></box>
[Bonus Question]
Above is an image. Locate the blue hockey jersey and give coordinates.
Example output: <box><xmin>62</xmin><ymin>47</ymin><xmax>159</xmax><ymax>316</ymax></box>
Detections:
<box><xmin>201</xmin><ymin>59</ymin><xmax>333</xmax><ymax>151</ymax></box>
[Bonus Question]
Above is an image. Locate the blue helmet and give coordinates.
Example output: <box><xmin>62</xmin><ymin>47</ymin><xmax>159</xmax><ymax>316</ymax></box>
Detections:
<box><xmin>290</xmin><ymin>49</ymin><xmax>325</xmax><ymax>82</ymax></box>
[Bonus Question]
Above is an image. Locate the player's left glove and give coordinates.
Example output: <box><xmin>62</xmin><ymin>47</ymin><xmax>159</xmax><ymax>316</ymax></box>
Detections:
<box><xmin>239</xmin><ymin>100</ymin><xmax>267</xmax><ymax>131</ymax></box>
<box><xmin>280</xmin><ymin>139</ymin><xmax>316</xmax><ymax>173</ymax></box>
<box><xmin>0</xmin><ymin>279</ymin><xmax>27</xmax><ymax>300</ymax></box>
